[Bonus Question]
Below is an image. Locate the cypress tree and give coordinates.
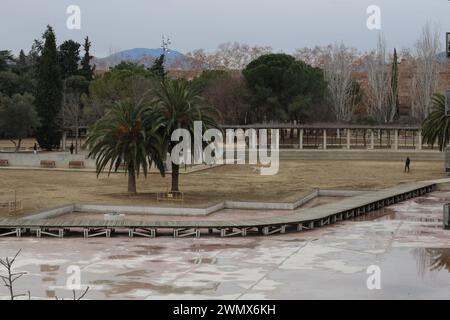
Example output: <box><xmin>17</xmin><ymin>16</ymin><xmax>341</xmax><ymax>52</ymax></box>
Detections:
<box><xmin>16</xmin><ymin>50</ymin><xmax>28</xmax><ymax>74</ymax></box>
<box><xmin>390</xmin><ymin>48</ymin><xmax>400</xmax><ymax>121</ymax></box>
<box><xmin>35</xmin><ymin>26</ymin><xmax>63</xmax><ymax>150</ymax></box>
<box><xmin>149</xmin><ymin>54</ymin><xmax>166</xmax><ymax>80</ymax></box>
<box><xmin>80</xmin><ymin>37</ymin><xmax>95</xmax><ymax>81</ymax></box>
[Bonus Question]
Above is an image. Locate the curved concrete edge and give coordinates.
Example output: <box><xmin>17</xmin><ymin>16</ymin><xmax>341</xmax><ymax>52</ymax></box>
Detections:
<box><xmin>318</xmin><ymin>189</ymin><xmax>371</xmax><ymax>197</ymax></box>
<box><xmin>3</xmin><ymin>181</ymin><xmax>440</xmax><ymax>236</ymax></box>
<box><xmin>74</xmin><ymin>204</ymin><xmax>215</xmax><ymax>216</ymax></box>
<box><xmin>21</xmin><ymin>188</ymin><xmax>369</xmax><ymax>219</ymax></box>
<box><xmin>21</xmin><ymin>204</ymin><xmax>75</xmax><ymax>220</ymax></box>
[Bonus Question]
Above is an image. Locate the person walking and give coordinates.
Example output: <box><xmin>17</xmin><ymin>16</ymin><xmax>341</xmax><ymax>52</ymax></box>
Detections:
<box><xmin>69</xmin><ymin>143</ymin><xmax>74</xmax><ymax>155</ymax></box>
<box><xmin>405</xmin><ymin>157</ymin><xmax>411</xmax><ymax>173</ymax></box>
<box><xmin>33</xmin><ymin>143</ymin><xmax>37</xmax><ymax>155</ymax></box>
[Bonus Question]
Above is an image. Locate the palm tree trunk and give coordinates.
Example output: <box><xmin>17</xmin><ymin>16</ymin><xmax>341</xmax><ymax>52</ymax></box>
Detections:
<box><xmin>128</xmin><ymin>163</ymin><xmax>137</xmax><ymax>194</ymax></box>
<box><xmin>14</xmin><ymin>139</ymin><xmax>22</xmax><ymax>153</ymax></box>
<box><xmin>171</xmin><ymin>163</ymin><xmax>180</xmax><ymax>192</ymax></box>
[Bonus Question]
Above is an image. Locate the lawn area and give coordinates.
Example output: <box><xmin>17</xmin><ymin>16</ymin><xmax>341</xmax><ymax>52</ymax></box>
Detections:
<box><xmin>0</xmin><ymin>160</ymin><xmax>446</xmax><ymax>216</ymax></box>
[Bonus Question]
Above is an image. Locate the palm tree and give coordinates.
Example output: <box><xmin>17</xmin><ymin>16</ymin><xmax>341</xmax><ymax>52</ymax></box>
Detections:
<box><xmin>415</xmin><ymin>248</ymin><xmax>450</xmax><ymax>277</ymax></box>
<box><xmin>153</xmin><ymin>79</ymin><xmax>221</xmax><ymax>192</ymax></box>
<box><xmin>422</xmin><ymin>93</ymin><xmax>450</xmax><ymax>151</ymax></box>
<box><xmin>86</xmin><ymin>100</ymin><xmax>163</xmax><ymax>194</ymax></box>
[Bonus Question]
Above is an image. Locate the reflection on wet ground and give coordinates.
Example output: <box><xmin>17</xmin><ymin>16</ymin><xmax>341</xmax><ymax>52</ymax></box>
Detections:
<box><xmin>0</xmin><ymin>192</ymin><xmax>449</xmax><ymax>299</ymax></box>
<box><xmin>415</xmin><ymin>248</ymin><xmax>450</xmax><ymax>274</ymax></box>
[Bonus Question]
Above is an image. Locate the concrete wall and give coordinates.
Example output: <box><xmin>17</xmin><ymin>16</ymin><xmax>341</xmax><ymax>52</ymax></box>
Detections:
<box><xmin>22</xmin><ymin>204</ymin><xmax>75</xmax><ymax>220</ymax></box>
<box><xmin>225</xmin><ymin>200</ymin><xmax>295</xmax><ymax>210</ymax></box>
<box><xmin>74</xmin><ymin>203</ymin><xmax>218</xmax><ymax>216</ymax></box>
<box><xmin>280</xmin><ymin>150</ymin><xmax>444</xmax><ymax>161</ymax></box>
<box><xmin>0</xmin><ymin>149</ymin><xmax>444</xmax><ymax>169</ymax></box>
<box><xmin>318</xmin><ymin>189</ymin><xmax>370</xmax><ymax>197</ymax></box>
<box><xmin>21</xmin><ymin>188</ymin><xmax>373</xmax><ymax>219</ymax></box>
<box><xmin>0</xmin><ymin>152</ymin><xmax>96</xmax><ymax>168</ymax></box>
<box><xmin>292</xmin><ymin>190</ymin><xmax>319</xmax><ymax>208</ymax></box>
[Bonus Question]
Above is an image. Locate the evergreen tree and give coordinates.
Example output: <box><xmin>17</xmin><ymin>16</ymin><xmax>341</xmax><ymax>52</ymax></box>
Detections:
<box><xmin>0</xmin><ymin>93</ymin><xmax>40</xmax><ymax>152</ymax></box>
<box><xmin>80</xmin><ymin>37</ymin><xmax>95</xmax><ymax>81</ymax></box>
<box><xmin>14</xmin><ymin>49</ymin><xmax>38</xmax><ymax>95</ymax></box>
<box><xmin>149</xmin><ymin>54</ymin><xmax>166</xmax><ymax>80</ymax></box>
<box><xmin>35</xmin><ymin>25</ymin><xmax>63</xmax><ymax>150</ymax></box>
<box><xmin>0</xmin><ymin>50</ymin><xmax>13</xmax><ymax>72</ymax></box>
<box><xmin>29</xmin><ymin>39</ymin><xmax>43</xmax><ymax>78</ymax></box>
<box><xmin>15</xmin><ymin>50</ymin><xmax>28</xmax><ymax>74</ymax></box>
<box><xmin>59</xmin><ymin>40</ymin><xmax>81</xmax><ymax>79</ymax></box>
<box><xmin>390</xmin><ymin>48</ymin><xmax>400</xmax><ymax>120</ymax></box>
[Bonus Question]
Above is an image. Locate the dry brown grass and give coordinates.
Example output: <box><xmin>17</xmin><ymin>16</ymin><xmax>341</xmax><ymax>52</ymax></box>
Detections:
<box><xmin>0</xmin><ymin>160</ymin><xmax>446</xmax><ymax>216</ymax></box>
<box><xmin>0</xmin><ymin>138</ymin><xmax>87</xmax><ymax>151</ymax></box>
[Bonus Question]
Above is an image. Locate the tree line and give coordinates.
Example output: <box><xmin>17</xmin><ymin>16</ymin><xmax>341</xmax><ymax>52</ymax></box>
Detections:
<box><xmin>0</xmin><ymin>22</ymin><xmax>446</xmax><ymax>156</ymax></box>
<box><xmin>0</xmin><ymin>25</ymin><xmax>94</xmax><ymax>151</ymax></box>
<box><xmin>177</xmin><ymin>22</ymin><xmax>444</xmax><ymax>125</ymax></box>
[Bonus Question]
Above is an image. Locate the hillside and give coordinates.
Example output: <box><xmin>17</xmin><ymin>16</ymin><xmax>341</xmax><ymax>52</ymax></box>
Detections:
<box><xmin>93</xmin><ymin>48</ymin><xmax>187</xmax><ymax>70</ymax></box>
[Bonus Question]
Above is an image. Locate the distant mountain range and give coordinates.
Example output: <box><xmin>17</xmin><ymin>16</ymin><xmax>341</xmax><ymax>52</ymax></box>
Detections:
<box><xmin>93</xmin><ymin>48</ymin><xmax>188</xmax><ymax>70</ymax></box>
<box><xmin>93</xmin><ymin>48</ymin><xmax>450</xmax><ymax>71</ymax></box>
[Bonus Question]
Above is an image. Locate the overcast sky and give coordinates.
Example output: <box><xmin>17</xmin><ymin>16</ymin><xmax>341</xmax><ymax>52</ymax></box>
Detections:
<box><xmin>1</xmin><ymin>0</ymin><xmax>450</xmax><ymax>57</ymax></box>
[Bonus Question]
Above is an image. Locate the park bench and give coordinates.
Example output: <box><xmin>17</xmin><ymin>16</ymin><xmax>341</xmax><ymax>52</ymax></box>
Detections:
<box><xmin>69</xmin><ymin>160</ymin><xmax>85</xmax><ymax>169</ymax></box>
<box><xmin>0</xmin><ymin>160</ymin><xmax>9</xmax><ymax>167</ymax></box>
<box><xmin>40</xmin><ymin>160</ymin><xmax>56</xmax><ymax>168</ymax></box>
<box><xmin>0</xmin><ymin>200</ymin><xmax>23</xmax><ymax>213</ymax></box>
<box><xmin>157</xmin><ymin>190</ymin><xmax>184</xmax><ymax>202</ymax></box>
<box><xmin>117</xmin><ymin>163</ymin><xmax>127</xmax><ymax>171</ymax></box>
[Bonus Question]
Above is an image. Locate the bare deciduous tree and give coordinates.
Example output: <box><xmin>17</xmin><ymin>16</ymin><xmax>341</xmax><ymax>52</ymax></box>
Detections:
<box><xmin>202</xmin><ymin>72</ymin><xmax>250</xmax><ymax>124</ymax></box>
<box><xmin>55</xmin><ymin>286</ymin><xmax>90</xmax><ymax>300</ymax></box>
<box><xmin>62</xmin><ymin>93</ymin><xmax>84</xmax><ymax>154</ymax></box>
<box><xmin>367</xmin><ymin>34</ymin><xmax>395</xmax><ymax>123</ymax></box>
<box><xmin>213</xmin><ymin>42</ymin><xmax>273</xmax><ymax>70</ymax></box>
<box><xmin>411</xmin><ymin>22</ymin><xmax>441</xmax><ymax>122</ymax></box>
<box><xmin>0</xmin><ymin>249</ymin><xmax>29</xmax><ymax>300</ymax></box>
<box><xmin>323</xmin><ymin>43</ymin><xmax>357</xmax><ymax>121</ymax></box>
<box><xmin>182</xmin><ymin>42</ymin><xmax>273</xmax><ymax>70</ymax></box>
<box><xmin>1</xmin><ymin>249</ymin><xmax>90</xmax><ymax>300</ymax></box>
<box><xmin>176</xmin><ymin>48</ymin><xmax>209</xmax><ymax>71</ymax></box>
<box><xmin>293</xmin><ymin>46</ymin><xmax>330</xmax><ymax>67</ymax></box>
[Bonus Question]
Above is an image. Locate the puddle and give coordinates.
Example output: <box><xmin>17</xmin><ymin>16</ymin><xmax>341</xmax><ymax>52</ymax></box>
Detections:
<box><xmin>184</xmin><ymin>242</ymin><xmax>259</xmax><ymax>252</ymax></box>
<box><xmin>188</xmin><ymin>257</ymin><xmax>218</xmax><ymax>265</ymax></box>
<box><xmin>108</xmin><ymin>255</ymin><xmax>137</xmax><ymax>260</ymax></box>
<box><xmin>104</xmin><ymin>281</ymin><xmax>220</xmax><ymax>297</ymax></box>
<box><xmin>40</xmin><ymin>265</ymin><xmax>60</xmax><ymax>272</ymax></box>
<box><xmin>42</xmin><ymin>277</ymin><xmax>56</xmax><ymax>283</ymax></box>
<box><xmin>132</xmin><ymin>245</ymin><xmax>164</xmax><ymax>255</ymax></box>
<box><xmin>116</xmin><ymin>270</ymin><xmax>150</xmax><ymax>278</ymax></box>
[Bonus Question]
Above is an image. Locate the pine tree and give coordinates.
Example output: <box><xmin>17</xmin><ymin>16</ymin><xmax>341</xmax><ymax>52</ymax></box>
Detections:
<box><xmin>28</xmin><ymin>39</ymin><xmax>43</xmax><ymax>79</ymax></box>
<box><xmin>390</xmin><ymin>48</ymin><xmax>400</xmax><ymax>121</ymax></box>
<box><xmin>149</xmin><ymin>54</ymin><xmax>166</xmax><ymax>80</ymax></box>
<box><xmin>80</xmin><ymin>37</ymin><xmax>95</xmax><ymax>81</ymax></box>
<box><xmin>0</xmin><ymin>50</ymin><xmax>13</xmax><ymax>72</ymax></box>
<box><xmin>16</xmin><ymin>50</ymin><xmax>28</xmax><ymax>74</ymax></box>
<box><xmin>59</xmin><ymin>40</ymin><xmax>81</xmax><ymax>79</ymax></box>
<box><xmin>35</xmin><ymin>26</ymin><xmax>63</xmax><ymax>150</ymax></box>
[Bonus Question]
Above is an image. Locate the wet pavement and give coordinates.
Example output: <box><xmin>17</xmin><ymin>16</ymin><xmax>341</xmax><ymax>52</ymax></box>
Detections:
<box><xmin>0</xmin><ymin>192</ymin><xmax>449</xmax><ymax>300</ymax></box>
